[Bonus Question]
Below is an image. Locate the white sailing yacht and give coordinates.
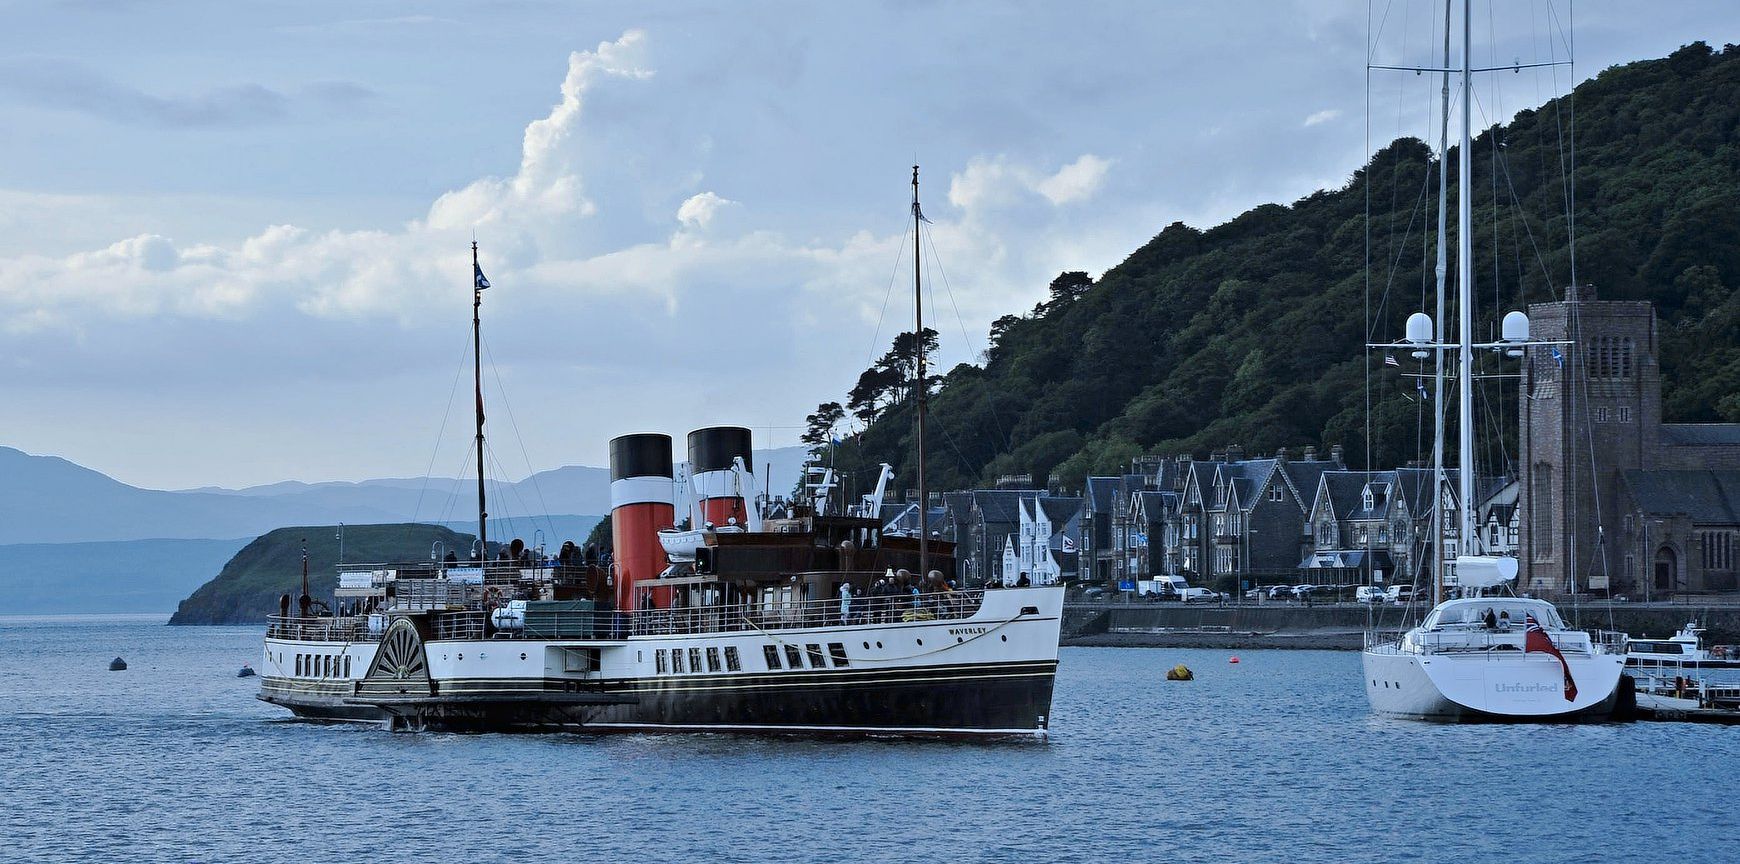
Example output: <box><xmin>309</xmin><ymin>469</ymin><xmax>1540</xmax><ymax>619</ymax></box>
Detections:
<box><xmin>1359</xmin><ymin>0</ymin><xmax>1625</xmax><ymax>721</ymax></box>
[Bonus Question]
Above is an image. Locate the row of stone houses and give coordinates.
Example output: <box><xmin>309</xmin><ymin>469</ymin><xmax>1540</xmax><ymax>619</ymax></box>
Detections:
<box><xmin>864</xmin><ymin>295</ymin><xmax>1739</xmax><ymax>598</ymax></box>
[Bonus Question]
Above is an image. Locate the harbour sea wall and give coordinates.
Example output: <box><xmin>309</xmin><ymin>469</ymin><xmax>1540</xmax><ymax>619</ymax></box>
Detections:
<box><xmin>1061</xmin><ymin>602</ymin><xmax>1740</xmax><ymax>650</ymax></box>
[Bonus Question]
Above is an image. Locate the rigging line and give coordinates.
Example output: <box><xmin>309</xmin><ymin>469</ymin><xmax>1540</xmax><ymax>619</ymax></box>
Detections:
<box><xmin>484</xmin><ymin>443</ymin><xmax>540</xmax><ymax>546</ymax></box>
<box><xmin>1365</xmin><ymin>0</ymin><xmax>1373</xmax><ymax>472</ymax></box>
<box><xmin>1366</xmin><ymin>0</ymin><xmax>1397</xmax><ymax>65</ymax></box>
<box><xmin>1489</xmin><ymin>119</ymin><xmax>1558</xmax><ymax>294</ymax></box>
<box><xmin>863</xmin><ymin>213</ymin><xmax>915</xmax><ymax>373</ymax></box>
<box><xmin>1562</xmin><ymin>0</ymin><xmax>1579</xmax><ymax>298</ymax></box>
<box><xmin>410</xmin><ymin>330</ymin><xmax>476</xmax><ymax>525</ymax></box>
<box><xmin>922</xmin><ymin>224</ymin><xmax>1012</xmax><ymax>455</ymax></box>
<box><xmin>1543</xmin><ymin>2</ymin><xmax>1574</xmax><ymax>294</ymax></box>
<box><xmin>479</xmin><ymin>333</ymin><xmax>557</xmax><ymax>542</ymax></box>
<box><xmin>437</xmin><ymin>437</ymin><xmax>478</xmax><ymax>532</ymax></box>
<box><xmin>1366</xmin><ymin>159</ymin><xmax>1435</xmax><ymax>341</ymax></box>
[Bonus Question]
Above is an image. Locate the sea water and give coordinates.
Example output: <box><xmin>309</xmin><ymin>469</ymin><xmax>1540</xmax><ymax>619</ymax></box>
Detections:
<box><xmin>2</xmin><ymin>615</ymin><xmax>1730</xmax><ymax>863</ymax></box>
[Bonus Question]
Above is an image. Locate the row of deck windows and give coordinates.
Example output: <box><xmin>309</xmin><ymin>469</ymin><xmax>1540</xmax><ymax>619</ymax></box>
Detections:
<box><xmin>764</xmin><ymin>642</ymin><xmax>850</xmax><ymax>671</ymax></box>
<box><xmin>654</xmin><ymin>645</ymin><xmax>742</xmax><ymax>675</ymax></box>
<box><xmin>293</xmin><ymin>653</ymin><xmax>350</xmax><ymax>679</ymax></box>
<box><xmin>651</xmin><ymin>642</ymin><xmax>850</xmax><ymax>675</ymax></box>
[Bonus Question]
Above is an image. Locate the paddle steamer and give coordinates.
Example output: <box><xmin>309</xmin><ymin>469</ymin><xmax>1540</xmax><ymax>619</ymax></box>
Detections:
<box><xmin>258</xmin><ymin>174</ymin><xmax>1064</xmax><ymax>737</ymax></box>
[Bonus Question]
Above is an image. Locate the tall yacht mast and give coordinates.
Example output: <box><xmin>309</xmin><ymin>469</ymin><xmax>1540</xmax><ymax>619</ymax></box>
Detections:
<box><xmin>1430</xmin><ymin>0</ymin><xmax>1451</xmax><ymax>604</ymax></box>
<box><xmin>1455</xmin><ymin>0</ymin><xmax>1478</xmax><ymax>566</ymax></box>
<box><xmin>912</xmin><ymin>165</ymin><xmax>930</xmax><ymax>579</ymax></box>
<box><xmin>472</xmin><ymin>241</ymin><xmax>489</xmax><ymax>558</ymax></box>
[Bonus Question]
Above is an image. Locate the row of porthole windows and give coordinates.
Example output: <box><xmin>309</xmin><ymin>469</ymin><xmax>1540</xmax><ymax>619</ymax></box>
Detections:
<box><xmin>294</xmin><ymin>653</ymin><xmax>350</xmax><ymax>679</ymax></box>
<box><xmin>654</xmin><ymin>645</ymin><xmax>743</xmax><ymax>675</ymax></box>
<box><xmin>1371</xmin><ymin>679</ymin><xmax>1402</xmax><ymax>689</ymax></box>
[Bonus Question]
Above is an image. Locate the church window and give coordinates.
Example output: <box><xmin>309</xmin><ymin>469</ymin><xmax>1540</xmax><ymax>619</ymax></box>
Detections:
<box><xmin>1531</xmin><ymin>464</ymin><xmax>1553</xmax><ymax>557</ymax></box>
<box><xmin>1619</xmin><ymin>406</ymin><xmax>1632</xmax><ymax>423</ymax></box>
<box><xmin>1703</xmin><ymin>532</ymin><xmax>1735</xmax><ymax>571</ymax></box>
<box><xmin>1595</xmin><ymin>407</ymin><xmax>1609</xmax><ymax>423</ymax></box>
<box><xmin>1621</xmin><ymin>337</ymin><xmax>1634</xmax><ymax>378</ymax></box>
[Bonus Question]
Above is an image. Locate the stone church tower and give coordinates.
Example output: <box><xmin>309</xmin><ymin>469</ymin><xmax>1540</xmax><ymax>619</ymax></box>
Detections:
<box><xmin>1520</xmin><ymin>288</ymin><xmax>1740</xmax><ymax>596</ymax></box>
<box><xmin>1517</xmin><ymin>288</ymin><xmax>1658</xmax><ymax>594</ymax></box>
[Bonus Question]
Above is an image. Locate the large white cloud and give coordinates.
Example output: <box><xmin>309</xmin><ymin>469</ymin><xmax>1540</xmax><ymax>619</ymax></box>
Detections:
<box><xmin>0</xmin><ymin>26</ymin><xmax>1143</xmax><ymax>486</ymax></box>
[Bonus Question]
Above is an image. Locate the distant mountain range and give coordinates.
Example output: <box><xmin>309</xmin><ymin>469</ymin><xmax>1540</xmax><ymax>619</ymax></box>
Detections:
<box><xmin>0</xmin><ymin>444</ymin><xmax>809</xmax><ymax>545</ymax></box>
<box><xmin>0</xmin><ymin>443</ymin><xmax>808</xmax><ymax>614</ymax></box>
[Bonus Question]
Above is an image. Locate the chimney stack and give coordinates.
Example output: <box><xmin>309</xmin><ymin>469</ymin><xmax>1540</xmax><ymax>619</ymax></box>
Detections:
<box><xmin>1226</xmin><ymin>445</ymin><xmax>1245</xmax><ymax>463</ymax></box>
<box><xmin>688</xmin><ymin>426</ymin><xmax>755</xmax><ymax>529</ymax></box>
<box><xmin>1330</xmin><ymin>444</ymin><xmax>1345</xmax><ymax>466</ymax></box>
<box><xmin>609</xmin><ymin>433</ymin><xmax>675</xmax><ymax>611</ymax></box>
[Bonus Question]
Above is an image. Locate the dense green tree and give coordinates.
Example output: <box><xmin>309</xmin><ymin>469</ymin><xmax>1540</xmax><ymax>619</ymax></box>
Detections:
<box><xmin>812</xmin><ymin>44</ymin><xmax>1740</xmax><ymax>495</ymax></box>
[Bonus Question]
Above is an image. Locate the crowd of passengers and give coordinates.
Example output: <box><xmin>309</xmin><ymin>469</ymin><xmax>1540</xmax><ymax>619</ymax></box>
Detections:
<box><xmin>838</xmin><ymin>568</ymin><xmax>973</xmax><ymax>625</ymax></box>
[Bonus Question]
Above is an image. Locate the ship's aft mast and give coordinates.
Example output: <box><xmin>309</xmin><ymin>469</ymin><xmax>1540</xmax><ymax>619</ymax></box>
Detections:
<box><xmin>472</xmin><ymin>241</ymin><xmax>488</xmax><ymax>559</ymax></box>
<box><xmin>912</xmin><ymin>165</ymin><xmax>929</xmax><ymax>581</ymax></box>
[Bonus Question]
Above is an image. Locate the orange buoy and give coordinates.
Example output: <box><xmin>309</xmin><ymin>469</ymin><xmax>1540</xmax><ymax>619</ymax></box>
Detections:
<box><xmin>1229</xmin><ymin>656</ymin><xmax>1241</xmax><ymax>664</ymax></box>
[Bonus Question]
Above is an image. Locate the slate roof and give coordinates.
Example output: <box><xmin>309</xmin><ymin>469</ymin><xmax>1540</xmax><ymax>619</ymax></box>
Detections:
<box><xmin>1277</xmin><ymin>459</ymin><xmax>1341</xmax><ymax>510</ymax></box>
<box><xmin>971</xmin><ymin>489</ymin><xmax>1029</xmax><ymax>525</ymax></box>
<box><xmin>1623</xmin><ymin>470</ymin><xmax>1740</xmax><ymax>524</ymax></box>
<box><xmin>1084</xmin><ymin>476</ymin><xmax>1122</xmax><ymax>514</ymax></box>
<box><xmin>1134</xmin><ymin>490</ymin><xmax>1176</xmax><ymax>523</ymax></box>
<box><xmin>1039</xmin><ymin>496</ymin><xmax>1084</xmax><ymax>525</ymax></box>
<box><xmin>1660</xmin><ymin>424</ymin><xmax>1740</xmax><ymax>447</ymax></box>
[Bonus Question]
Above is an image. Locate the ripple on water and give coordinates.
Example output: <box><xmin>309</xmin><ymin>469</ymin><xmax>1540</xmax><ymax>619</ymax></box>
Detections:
<box><xmin>1</xmin><ymin>617</ymin><xmax>1733</xmax><ymax>864</ymax></box>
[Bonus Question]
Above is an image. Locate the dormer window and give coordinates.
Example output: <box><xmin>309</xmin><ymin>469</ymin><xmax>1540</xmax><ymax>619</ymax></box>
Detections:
<box><xmin>1362</xmin><ymin>488</ymin><xmax>1374</xmax><ymax>510</ymax></box>
<box><xmin>1216</xmin><ymin>485</ymin><xmax>1227</xmax><ymax>506</ymax></box>
<box><xmin>1269</xmin><ymin>486</ymin><xmax>1283</xmax><ymax>503</ymax></box>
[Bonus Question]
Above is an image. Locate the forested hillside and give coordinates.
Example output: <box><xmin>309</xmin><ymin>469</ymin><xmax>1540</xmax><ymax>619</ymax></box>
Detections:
<box><xmin>169</xmin><ymin>523</ymin><xmax>473</xmax><ymax>625</ymax></box>
<box><xmin>813</xmin><ymin>43</ymin><xmax>1740</xmax><ymax>492</ymax></box>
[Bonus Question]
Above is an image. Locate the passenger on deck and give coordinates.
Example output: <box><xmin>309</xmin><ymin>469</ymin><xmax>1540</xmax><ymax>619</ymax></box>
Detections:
<box><xmin>840</xmin><ymin>583</ymin><xmax>854</xmax><ymax>626</ymax></box>
<box><xmin>1483</xmin><ymin>607</ymin><xmax>1499</xmax><ymax>630</ymax></box>
<box><xmin>444</xmin><ymin>551</ymin><xmax>458</xmax><ymax>564</ymax></box>
<box><xmin>1498</xmin><ymin>610</ymin><xmax>1512</xmax><ymax>630</ymax></box>
<box><xmin>1016</xmin><ymin>573</ymin><xmax>1031</xmax><ymax>588</ymax></box>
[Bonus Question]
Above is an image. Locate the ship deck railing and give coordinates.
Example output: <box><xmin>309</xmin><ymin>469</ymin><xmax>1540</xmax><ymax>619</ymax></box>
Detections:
<box><xmin>626</xmin><ymin>589</ymin><xmax>985</xmax><ymax>637</ymax></box>
<box><xmin>266</xmin><ymin>615</ymin><xmax>381</xmax><ymax>643</ymax></box>
<box><xmin>1373</xmin><ymin>625</ymin><xmax>1610</xmax><ymax>657</ymax></box>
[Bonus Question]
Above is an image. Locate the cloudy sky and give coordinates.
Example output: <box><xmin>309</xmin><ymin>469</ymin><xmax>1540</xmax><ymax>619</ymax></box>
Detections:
<box><xmin>2</xmin><ymin>1</ymin><xmax>1734</xmax><ymax>490</ymax></box>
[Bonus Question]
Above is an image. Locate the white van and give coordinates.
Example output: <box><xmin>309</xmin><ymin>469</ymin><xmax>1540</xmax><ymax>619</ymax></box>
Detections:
<box><xmin>1355</xmin><ymin>586</ymin><xmax>1385</xmax><ymax>603</ymax></box>
<box><xmin>1384</xmin><ymin>584</ymin><xmax>1415</xmax><ymax>603</ymax></box>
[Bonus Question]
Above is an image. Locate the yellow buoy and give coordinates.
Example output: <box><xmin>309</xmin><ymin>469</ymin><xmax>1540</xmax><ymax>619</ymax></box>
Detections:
<box><xmin>1165</xmin><ymin>663</ymin><xmax>1193</xmax><ymax>681</ymax></box>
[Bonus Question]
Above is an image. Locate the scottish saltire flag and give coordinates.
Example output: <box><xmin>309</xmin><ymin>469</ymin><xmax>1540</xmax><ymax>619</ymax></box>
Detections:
<box><xmin>474</xmin><ymin>262</ymin><xmax>490</xmax><ymax>290</ymax></box>
<box><xmin>1549</xmin><ymin>347</ymin><xmax>1564</xmax><ymax>368</ymax></box>
<box><xmin>914</xmin><ymin>203</ymin><xmax>933</xmax><ymax>224</ymax></box>
<box><xmin>1384</xmin><ymin>354</ymin><xmax>1400</xmax><ymax>367</ymax></box>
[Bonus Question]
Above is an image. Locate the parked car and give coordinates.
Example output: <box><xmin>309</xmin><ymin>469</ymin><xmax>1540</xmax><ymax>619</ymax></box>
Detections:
<box><xmin>1355</xmin><ymin>586</ymin><xmax>1385</xmax><ymax>603</ymax></box>
<box><xmin>1266</xmin><ymin>585</ymin><xmax>1295</xmax><ymax>600</ymax></box>
<box><xmin>1292</xmin><ymin>584</ymin><xmax>1319</xmax><ymax>599</ymax></box>
<box><xmin>1385</xmin><ymin>585</ymin><xmax>1415</xmax><ymax>603</ymax></box>
<box><xmin>1180</xmin><ymin>587</ymin><xmax>1221</xmax><ymax>603</ymax></box>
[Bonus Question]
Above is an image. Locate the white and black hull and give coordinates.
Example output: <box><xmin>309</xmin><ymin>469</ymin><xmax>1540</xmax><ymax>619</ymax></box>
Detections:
<box><xmin>263</xmin><ymin>586</ymin><xmax>1062</xmax><ymax>737</ymax></box>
